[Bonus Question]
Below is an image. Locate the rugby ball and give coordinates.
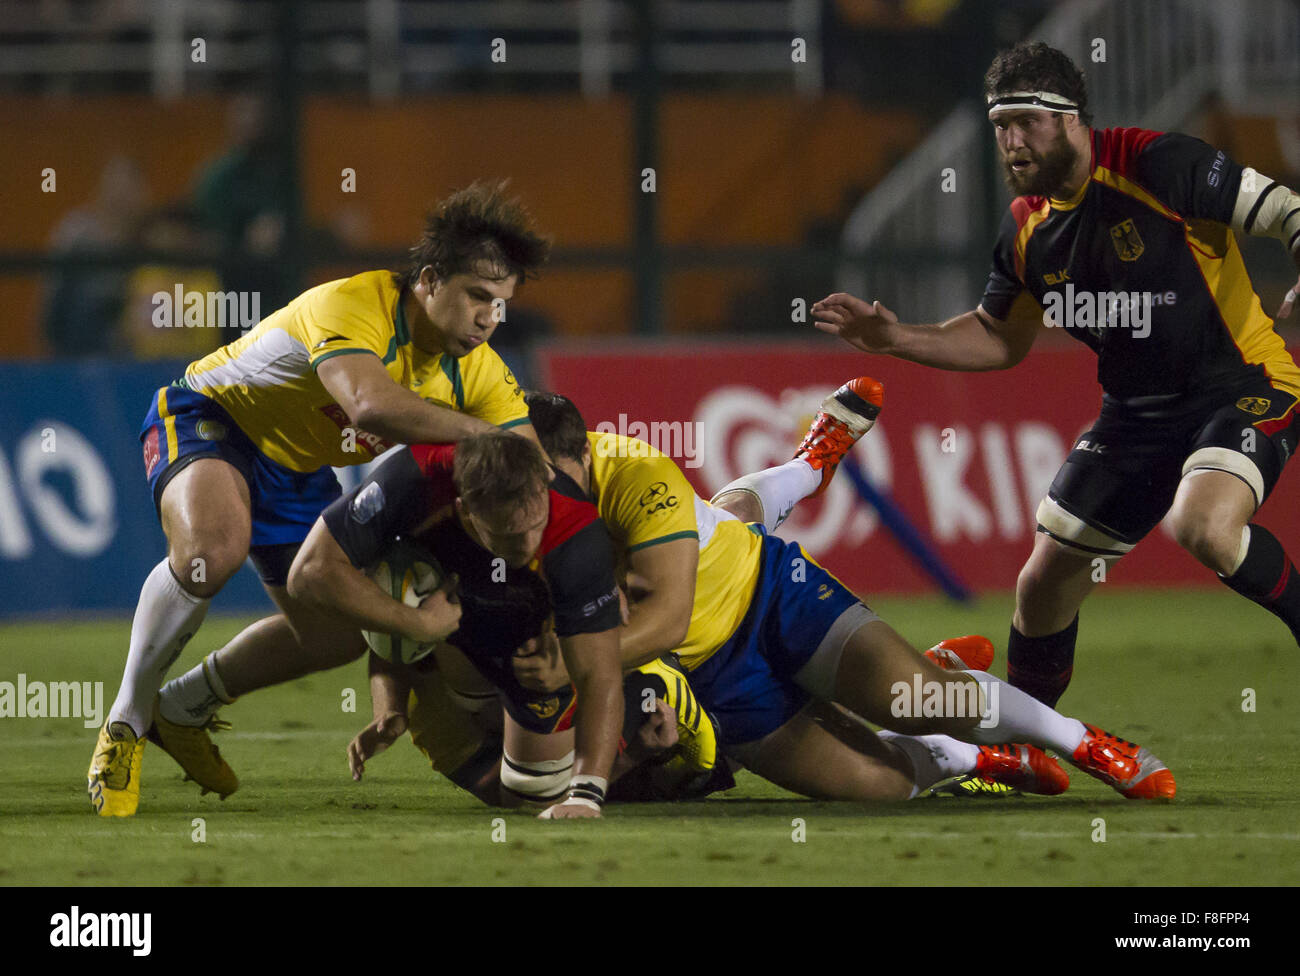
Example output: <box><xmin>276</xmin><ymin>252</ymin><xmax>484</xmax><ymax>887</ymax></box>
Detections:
<box><xmin>362</xmin><ymin>541</ymin><xmax>445</xmax><ymax>665</ymax></box>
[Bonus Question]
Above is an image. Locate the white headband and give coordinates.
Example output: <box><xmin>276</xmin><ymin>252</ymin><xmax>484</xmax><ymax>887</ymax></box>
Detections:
<box><xmin>987</xmin><ymin>90</ymin><xmax>1079</xmax><ymax>118</ymax></box>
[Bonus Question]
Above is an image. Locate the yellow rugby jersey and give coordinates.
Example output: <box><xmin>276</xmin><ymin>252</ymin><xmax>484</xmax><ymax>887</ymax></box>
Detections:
<box><xmin>179</xmin><ymin>270</ymin><xmax>529</xmax><ymax>472</ymax></box>
<box><xmin>587</xmin><ymin>431</ymin><xmax>762</xmax><ymax>669</ymax></box>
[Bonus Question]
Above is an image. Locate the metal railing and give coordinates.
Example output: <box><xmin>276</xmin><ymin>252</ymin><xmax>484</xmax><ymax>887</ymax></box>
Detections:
<box><xmin>0</xmin><ymin>0</ymin><xmax>823</xmax><ymax>96</ymax></box>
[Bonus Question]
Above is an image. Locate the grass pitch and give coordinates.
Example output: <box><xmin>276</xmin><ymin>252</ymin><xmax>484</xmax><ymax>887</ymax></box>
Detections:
<box><xmin>2</xmin><ymin>587</ymin><xmax>1298</xmax><ymax>886</ymax></box>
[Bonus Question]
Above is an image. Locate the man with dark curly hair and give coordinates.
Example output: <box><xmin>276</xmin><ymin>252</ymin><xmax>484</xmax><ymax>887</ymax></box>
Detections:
<box><xmin>90</xmin><ymin>181</ymin><xmax>551</xmax><ymax>817</ymax></box>
<box><xmin>812</xmin><ymin>41</ymin><xmax>1300</xmax><ymax>713</ymax></box>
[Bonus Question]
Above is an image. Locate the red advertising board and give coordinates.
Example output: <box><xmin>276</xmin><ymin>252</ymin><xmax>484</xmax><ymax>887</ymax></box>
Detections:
<box><xmin>537</xmin><ymin>339</ymin><xmax>1299</xmax><ymax>596</ymax></box>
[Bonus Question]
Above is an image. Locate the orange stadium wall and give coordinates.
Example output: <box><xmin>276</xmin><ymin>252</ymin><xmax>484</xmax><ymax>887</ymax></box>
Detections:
<box><xmin>0</xmin><ymin>93</ymin><xmax>922</xmax><ymax>357</ymax></box>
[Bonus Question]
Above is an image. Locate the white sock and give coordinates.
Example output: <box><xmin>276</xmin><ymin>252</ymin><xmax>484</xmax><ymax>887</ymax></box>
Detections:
<box><xmin>159</xmin><ymin>651</ymin><xmax>234</xmax><ymax>726</ymax></box>
<box><xmin>876</xmin><ymin>731</ymin><xmax>980</xmax><ymax>798</ymax></box>
<box><xmin>108</xmin><ymin>559</ymin><xmax>211</xmax><ymax>735</ymax></box>
<box><xmin>711</xmin><ymin>459</ymin><xmax>820</xmax><ymax>532</ymax></box>
<box><xmin>961</xmin><ymin>671</ymin><xmax>1087</xmax><ymax>755</ymax></box>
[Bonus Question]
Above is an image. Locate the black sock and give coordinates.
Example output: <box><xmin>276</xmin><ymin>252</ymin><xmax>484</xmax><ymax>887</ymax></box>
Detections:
<box><xmin>1220</xmin><ymin>525</ymin><xmax>1300</xmax><ymax>644</ymax></box>
<box><xmin>1006</xmin><ymin>615</ymin><xmax>1078</xmax><ymax>708</ymax></box>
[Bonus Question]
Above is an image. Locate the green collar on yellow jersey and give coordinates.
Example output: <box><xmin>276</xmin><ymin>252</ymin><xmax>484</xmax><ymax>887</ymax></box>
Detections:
<box><xmin>395</xmin><ymin>294</ymin><xmax>412</xmax><ymax>347</ymax></box>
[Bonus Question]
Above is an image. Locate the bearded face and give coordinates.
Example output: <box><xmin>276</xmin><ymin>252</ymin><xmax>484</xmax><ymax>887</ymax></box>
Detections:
<box><xmin>997</xmin><ymin>113</ymin><xmax>1081</xmax><ymax>197</ymax></box>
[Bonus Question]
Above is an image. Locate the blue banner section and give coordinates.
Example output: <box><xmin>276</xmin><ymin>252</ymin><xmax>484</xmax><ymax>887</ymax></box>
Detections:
<box><xmin>0</xmin><ymin>360</ymin><xmax>270</xmax><ymax>617</ymax></box>
<box><xmin>0</xmin><ymin>347</ymin><xmax>534</xmax><ymax>619</ymax></box>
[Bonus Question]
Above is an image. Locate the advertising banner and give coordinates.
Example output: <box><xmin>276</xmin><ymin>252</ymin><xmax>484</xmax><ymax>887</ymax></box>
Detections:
<box><xmin>0</xmin><ymin>361</ymin><xmax>273</xmax><ymax>617</ymax></box>
<box><xmin>537</xmin><ymin>340</ymin><xmax>1292</xmax><ymax>596</ymax></box>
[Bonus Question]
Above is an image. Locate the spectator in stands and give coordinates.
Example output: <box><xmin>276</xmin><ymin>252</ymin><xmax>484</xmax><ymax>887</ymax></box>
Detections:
<box><xmin>119</xmin><ymin>205</ymin><xmax>224</xmax><ymax>361</ymax></box>
<box><xmin>42</xmin><ymin>154</ymin><xmax>148</xmax><ymax>356</ymax></box>
<box><xmin>191</xmin><ymin>94</ymin><xmax>294</xmax><ymax>329</ymax></box>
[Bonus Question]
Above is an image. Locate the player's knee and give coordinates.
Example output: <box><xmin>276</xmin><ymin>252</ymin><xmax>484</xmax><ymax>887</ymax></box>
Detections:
<box><xmin>711</xmin><ymin>487</ymin><xmax>763</xmax><ymax>523</ymax></box>
<box><xmin>1014</xmin><ymin>542</ymin><xmax>1092</xmax><ymax>633</ymax></box>
<box><xmin>1014</xmin><ymin>560</ymin><xmax>1044</xmax><ymax>607</ymax></box>
<box><xmin>442</xmin><ymin>741</ymin><xmax>506</xmax><ymax>806</ymax></box>
<box><xmin>168</xmin><ymin>539</ymin><xmax>246</xmax><ymax>598</ymax></box>
<box><xmin>1169</xmin><ymin>506</ymin><xmax>1239</xmax><ymax>574</ymax></box>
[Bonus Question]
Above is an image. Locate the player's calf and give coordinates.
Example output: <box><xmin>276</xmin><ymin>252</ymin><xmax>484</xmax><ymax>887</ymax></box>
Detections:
<box><xmin>1009</xmin><ymin>530</ymin><xmax>1100</xmax><ymax>706</ymax></box>
<box><xmin>825</xmin><ymin>620</ymin><xmax>987</xmax><ymax>738</ymax></box>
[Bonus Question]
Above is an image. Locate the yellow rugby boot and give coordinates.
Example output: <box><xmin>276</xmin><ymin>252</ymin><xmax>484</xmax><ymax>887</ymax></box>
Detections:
<box><xmin>938</xmin><ymin>775</ymin><xmax>1021</xmax><ymax>797</ymax></box>
<box><xmin>148</xmin><ymin>702</ymin><xmax>239</xmax><ymax>798</ymax></box>
<box><xmin>87</xmin><ymin>721</ymin><xmax>145</xmax><ymax>817</ymax></box>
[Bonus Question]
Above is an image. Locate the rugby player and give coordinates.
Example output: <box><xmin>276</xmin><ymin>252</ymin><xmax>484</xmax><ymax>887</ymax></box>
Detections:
<box><xmin>348</xmin><ymin>636</ymin><xmax>734</xmax><ymax>807</ymax></box>
<box><xmin>811</xmin><ymin>41</ymin><xmax>1300</xmax><ymax>709</ymax></box>
<box><xmin>339</xmin><ymin>393</ymin><xmax>1066</xmax><ymax>808</ymax></box>
<box><xmin>287</xmin><ymin>432</ymin><xmax>625</xmax><ymax>819</ymax></box>
<box><xmin>349</xmin><ymin>632</ymin><xmax>1062</xmax><ymax>805</ymax></box>
<box><xmin>510</xmin><ymin>393</ymin><xmax>1172</xmax><ymax>800</ymax></box>
<box><xmin>89</xmin><ymin>182</ymin><xmax>549</xmax><ymax>816</ymax></box>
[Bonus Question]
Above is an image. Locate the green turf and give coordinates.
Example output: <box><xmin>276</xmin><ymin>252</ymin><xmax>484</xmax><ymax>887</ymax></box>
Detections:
<box><xmin>2</xmin><ymin>587</ymin><xmax>1298</xmax><ymax>885</ymax></box>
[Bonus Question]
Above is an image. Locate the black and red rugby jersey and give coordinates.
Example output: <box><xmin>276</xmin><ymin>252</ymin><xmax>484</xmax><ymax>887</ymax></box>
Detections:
<box><xmin>321</xmin><ymin>442</ymin><xmax>621</xmax><ymax>687</ymax></box>
<box><xmin>980</xmin><ymin>127</ymin><xmax>1300</xmax><ymax>401</ymax></box>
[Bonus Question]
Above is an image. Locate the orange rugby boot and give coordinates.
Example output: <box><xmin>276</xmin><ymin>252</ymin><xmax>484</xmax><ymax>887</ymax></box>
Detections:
<box><xmin>974</xmin><ymin>743</ymin><xmax>1069</xmax><ymax>796</ymax></box>
<box><xmin>924</xmin><ymin>635</ymin><xmax>995</xmax><ymax>672</ymax></box>
<box><xmin>793</xmin><ymin>376</ymin><xmax>884</xmax><ymax>498</ymax></box>
<box><xmin>1069</xmin><ymin>723</ymin><xmax>1176</xmax><ymax>799</ymax></box>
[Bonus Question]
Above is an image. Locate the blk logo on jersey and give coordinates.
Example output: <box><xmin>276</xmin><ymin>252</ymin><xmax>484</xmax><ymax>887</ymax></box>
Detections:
<box><xmin>1207</xmin><ymin>150</ymin><xmax>1227</xmax><ymax>188</ymax></box>
<box><xmin>1237</xmin><ymin>397</ymin><xmax>1272</xmax><ymax>416</ymax></box>
<box><xmin>1110</xmin><ymin>219</ymin><xmax>1145</xmax><ymax>261</ymax></box>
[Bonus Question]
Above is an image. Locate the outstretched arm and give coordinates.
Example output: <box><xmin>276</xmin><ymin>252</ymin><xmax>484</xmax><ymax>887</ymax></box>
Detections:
<box><xmin>810</xmin><ymin>294</ymin><xmax>1041</xmax><ymax>371</ymax></box>
<box><xmin>347</xmin><ymin>652</ymin><xmax>413</xmax><ymax>781</ymax></box>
